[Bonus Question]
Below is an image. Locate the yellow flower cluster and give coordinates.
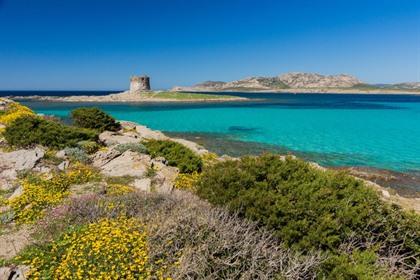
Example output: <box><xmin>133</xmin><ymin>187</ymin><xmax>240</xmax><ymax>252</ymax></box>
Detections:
<box><xmin>8</xmin><ymin>164</ymin><xmax>100</xmax><ymax>224</ymax></box>
<box><xmin>201</xmin><ymin>152</ymin><xmax>219</xmax><ymax>166</ymax></box>
<box><xmin>174</xmin><ymin>172</ymin><xmax>201</xmax><ymax>191</ymax></box>
<box><xmin>0</xmin><ymin>102</ymin><xmax>34</xmax><ymax>125</ymax></box>
<box><xmin>106</xmin><ymin>184</ymin><xmax>134</xmax><ymax>196</ymax></box>
<box><xmin>24</xmin><ymin>218</ymin><xmax>171</xmax><ymax>280</ymax></box>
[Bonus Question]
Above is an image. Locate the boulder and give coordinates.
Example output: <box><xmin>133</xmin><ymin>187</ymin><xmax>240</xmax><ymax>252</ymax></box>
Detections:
<box><xmin>0</xmin><ymin>265</ymin><xmax>30</xmax><ymax>280</ymax></box>
<box><xmin>0</xmin><ymin>148</ymin><xmax>45</xmax><ymax>184</ymax></box>
<box><xmin>0</xmin><ymin>226</ymin><xmax>33</xmax><ymax>260</ymax></box>
<box><xmin>153</xmin><ymin>165</ymin><xmax>179</xmax><ymax>194</ymax></box>
<box><xmin>133</xmin><ymin>178</ymin><xmax>152</xmax><ymax>192</ymax></box>
<box><xmin>0</xmin><ymin>147</ymin><xmax>44</xmax><ymax>172</ymax></box>
<box><xmin>135</xmin><ymin>125</ymin><xmax>168</xmax><ymax>140</ymax></box>
<box><xmin>91</xmin><ymin>149</ymin><xmax>122</xmax><ymax>168</ymax></box>
<box><xmin>119</xmin><ymin>121</ymin><xmax>138</xmax><ymax>131</ymax></box>
<box><xmin>57</xmin><ymin>160</ymin><xmax>70</xmax><ymax>171</ymax></box>
<box><xmin>99</xmin><ymin>151</ymin><xmax>151</xmax><ymax>177</ymax></box>
<box><xmin>55</xmin><ymin>149</ymin><xmax>67</xmax><ymax>159</ymax></box>
<box><xmin>171</xmin><ymin>138</ymin><xmax>209</xmax><ymax>155</ymax></box>
<box><xmin>99</xmin><ymin>131</ymin><xmax>141</xmax><ymax>146</ymax></box>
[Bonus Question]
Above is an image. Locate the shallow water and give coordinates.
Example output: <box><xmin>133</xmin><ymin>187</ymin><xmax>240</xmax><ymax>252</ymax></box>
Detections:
<box><xmin>19</xmin><ymin>92</ymin><xmax>420</xmax><ymax>174</ymax></box>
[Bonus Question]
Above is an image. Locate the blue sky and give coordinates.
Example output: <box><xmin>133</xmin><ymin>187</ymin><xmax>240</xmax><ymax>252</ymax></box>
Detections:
<box><xmin>0</xmin><ymin>0</ymin><xmax>419</xmax><ymax>90</ymax></box>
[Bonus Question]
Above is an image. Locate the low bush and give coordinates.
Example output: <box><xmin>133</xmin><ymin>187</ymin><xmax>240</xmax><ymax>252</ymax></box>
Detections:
<box><xmin>4</xmin><ymin>115</ymin><xmax>98</xmax><ymax>149</ymax></box>
<box><xmin>0</xmin><ymin>102</ymin><xmax>34</xmax><ymax>125</ymax></box>
<box><xmin>143</xmin><ymin>139</ymin><xmax>202</xmax><ymax>173</ymax></box>
<box><xmin>71</xmin><ymin>107</ymin><xmax>121</xmax><ymax>132</ymax></box>
<box><xmin>18</xmin><ymin>217</ymin><xmax>166</xmax><ymax>279</ymax></box>
<box><xmin>174</xmin><ymin>172</ymin><xmax>201</xmax><ymax>191</ymax></box>
<box><xmin>77</xmin><ymin>140</ymin><xmax>101</xmax><ymax>154</ymax></box>
<box><xmin>196</xmin><ymin>154</ymin><xmax>420</xmax><ymax>277</ymax></box>
<box><xmin>63</xmin><ymin>147</ymin><xmax>90</xmax><ymax>163</ymax></box>
<box><xmin>114</xmin><ymin>142</ymin><xmax>147</xmax><ymax>154</ymax></box>
<box><xmin>8</xmin><ymin>164</ymin><xmax>100</xmax><ymax>224</ymax></box>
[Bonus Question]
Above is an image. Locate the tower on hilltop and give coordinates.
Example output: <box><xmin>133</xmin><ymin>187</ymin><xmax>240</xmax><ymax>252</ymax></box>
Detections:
<box><xmin>130</xmin><ymin>75</ymin><xmax>151</xmax><ymax>92</ymax></box>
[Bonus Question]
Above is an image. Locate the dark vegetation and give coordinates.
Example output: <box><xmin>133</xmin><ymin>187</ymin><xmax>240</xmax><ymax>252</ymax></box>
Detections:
<box><xmin>71</xmin><ymin>107</ymin><xmax>121</xmax><ymax>132</ymax></box>
<box><xmin>4</xmin><ymin>115</ymin><xmax>98</xmax><ymax>149</ymax></box>
<box><xmin>197</xmin><ymin>154</ymin><xmax>420</xmax><ymax>278</ymax></box>
<box><xmin>143</xmin><ymin>139</ymin><xmax>202</xmax><ymax>173</ymax></box>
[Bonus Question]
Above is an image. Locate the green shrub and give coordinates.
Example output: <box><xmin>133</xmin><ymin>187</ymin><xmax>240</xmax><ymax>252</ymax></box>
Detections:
<box><xmin>114</xmin><ymin>142</ymin><xmax>147</xmax><ymax>154</ymax></box>
<box><xmin>320</xmin><ymin>250</ymin><xmax>405</xmax><ymax>280</ymax></box>
<box><xmin>143</xmin><ymin>140</ymin><xmax>202</xmax><ymax>173</ymax></box>
<box><xmin>71</xmin><ymin>107</ymin><xmax>121</xmax><ymax>132</ymax></box>
<box><xmin>4</xmin><ymin>115</ymin><xmax>98</xmax><ymax>149</ymax></box>
<box><xmin>64</xmin><ymin>147</ymin><xmax>89</xmax><ymax>163</ymax></box>
<box><xmin>77</xmin><ymin>140</ymin><xmax>101</xmax><ymax>154</ymax></box>
<box><xmin>196</xmin><ymin>155</ymin><xmax>420</xmax><ymax>260</ymax></box>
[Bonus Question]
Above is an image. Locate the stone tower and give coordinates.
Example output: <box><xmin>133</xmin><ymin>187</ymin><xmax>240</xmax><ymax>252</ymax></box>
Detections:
<box><xmin>130</xmin><ymin>75</ymin><xmax>151</xmax><ymax>92</ymax></box>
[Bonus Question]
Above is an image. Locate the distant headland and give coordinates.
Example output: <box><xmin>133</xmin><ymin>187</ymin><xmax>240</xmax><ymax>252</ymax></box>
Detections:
<box><xmin>172</xmin><ymin>72</ymin><xmax>420</xmax><ymax>94</ymax></box>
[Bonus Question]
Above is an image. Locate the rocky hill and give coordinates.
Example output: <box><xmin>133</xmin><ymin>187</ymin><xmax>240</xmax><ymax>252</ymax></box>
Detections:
<box><xmin>172</xmin><ymin>72</ymin><xmax>420</xmax><ymax>93</ymax></box>
<box><xmin>173</xmin><ymin>72</ymin><xmax>363</xmax><ymax>92</ymax></box>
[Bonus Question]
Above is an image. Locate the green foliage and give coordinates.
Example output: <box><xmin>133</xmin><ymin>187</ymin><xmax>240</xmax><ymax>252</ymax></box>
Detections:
<box><xmin>4</xmin><ymin>115</ymin><xmax>98</xmax><ymax>149</ymax></box>
<box><xmin>64</xmin><ymin>147</ymin><xmax>89</xmax><ymax>163</ymax></box>
<box><xmin>71</xmin><ymin>107</ymin><xmax>121</xmax><ymax>132</ymax></box>
<box><xmin>320</xmin><ymin>250</ymin><xmax>404</xmax><ymax>280</ymax></box>
<box><xmin>77</xmin><ymin>140</ymin><xmax>101</xmax><ymax>154</ymax></box>
<box><xmin>143</xmin><ymin>140</ymin><xmax>202</xmax><ymax>173</ymax></box>
<box><xmin>114</xmin><ymin>142</ymin><xmax>147</xmax><ymax>154</ymax></box>
<box><xmin>196</xmin><ymin>154</ymin><xmax>420</xmax><ymax>256</ymax></box>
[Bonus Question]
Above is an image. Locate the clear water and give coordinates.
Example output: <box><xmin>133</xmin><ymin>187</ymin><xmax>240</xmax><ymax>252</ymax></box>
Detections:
<box><xmin>19</xmin><ymin>92</ymin><xmax>420</xmax><ymax>173</ymax></box>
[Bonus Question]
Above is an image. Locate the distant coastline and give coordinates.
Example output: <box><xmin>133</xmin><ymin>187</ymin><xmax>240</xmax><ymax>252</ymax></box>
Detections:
<box><xmin>8</xmin><ymin>90</ymin><xmax>248</xmax><ymax>103</ymax></box>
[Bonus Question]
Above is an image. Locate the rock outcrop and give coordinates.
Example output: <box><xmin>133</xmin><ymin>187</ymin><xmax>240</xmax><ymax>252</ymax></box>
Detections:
<box><xmin>173</xmin><ymin>72</ymin><xmax>363</xmax><ymax>92</ymax></box>
<box><xmin>278</xmin><ymin>72</ymin><xmax>361</xmax><ymax>88</ymax></box>
<box><xmin>0</xmin><ymin>148</ymin><xmax>45</xmax><ymax>190</ymax></box>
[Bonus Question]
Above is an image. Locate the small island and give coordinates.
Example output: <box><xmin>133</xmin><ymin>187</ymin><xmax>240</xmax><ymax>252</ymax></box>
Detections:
<box><xmin>10</xmin><ymin>74</ymin><xmax>248</xmax><ymax>103</ymax></box>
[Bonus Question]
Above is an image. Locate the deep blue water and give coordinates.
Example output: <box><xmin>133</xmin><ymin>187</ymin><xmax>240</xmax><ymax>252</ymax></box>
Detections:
<box><xmin>14</xmin><ymin>91</ymin><xmax>420</xmax><ymax>173</ymax></box>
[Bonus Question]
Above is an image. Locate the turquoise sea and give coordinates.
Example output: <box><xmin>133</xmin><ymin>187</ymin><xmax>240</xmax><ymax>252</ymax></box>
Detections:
<box><xmin>17</xmin><ymin>92</ymin><xmax>420</xmax><ymax>174</ymax></box>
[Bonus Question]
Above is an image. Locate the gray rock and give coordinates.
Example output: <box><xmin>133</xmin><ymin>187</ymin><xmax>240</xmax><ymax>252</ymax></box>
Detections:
<box><xmin>0</xmin><ymin>177</ymin><xmax>15</xmax><ymax>191</ymax></box>
<box><xmin>0</xmin><ymin>147</ymin><xmax>44</xmax><ymax>172</ymax></box>
<box><xmin>171</xmin><ymin>138</ymin><xmax>208</xmax><ymax>155</ymax></box>
<box><xmin>0</xmin><ymin>265</ymin><xmax>30</xmax><ymax>280</ymax></box>
<box><xmin>133</xmin><ymin>178</ymin><xmax>152</xmax><ymax>192</ymax></box>
<box><xmin>135</xmin><ymin>125</ymin><xmax>168</xmax><ymax>140</ymax></box>
<box><xmin>119</xmin><ymin>121</ymin><xmax>138</xmax><ymax>130</ymax></box>
<box><xmin>92</xmin><ymin>149</ymin><xmax>122</xmax><ymax>168</ymax></box>
<box><xmin>99</xmin><ymin>151</ymin><xmax>151</xmax><ymax>177</ymax></box>
<box><xmin>58</xmin><ymin>160</ymin><xmax>70</xmax><ymax>171</ymax></box>
<box><xmin>153</xmin><ymin>165</ymin><xmax>179</xmax><ymax>194</ymax></box>
<box><xmin>99</xmin><ymin>131</ymin><xmax>141</xmax><ymax>146</ymax></box>
<box><xmin>55</xmin><ymin>149</ymin><xmax>67</xmax><ymax>159</ymax></box>
<box><xmin>8</xmin><ymin>186</ymin><xmax>23</xmax><ymax>200</ymax></box>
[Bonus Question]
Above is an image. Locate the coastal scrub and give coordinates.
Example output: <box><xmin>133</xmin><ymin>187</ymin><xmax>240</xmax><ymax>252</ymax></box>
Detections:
<box><xmin>71</xmin><ymin>107</ymin><xmax>121</xmax><ymax>132</ymax></box>
<box><xmin>4</xmin><ymin>115</ymin><xmax>98</xmax><ymax>149</ymax></box>
<box><xmin>8</xmin><ymin>164</ymin><xmax>100</xmax><ymax>224</ymax></box>
<box><xmin>0</xmin><ymin>102</ymin><xmax>34</xmax><ymax>125</ymax></box>
<box><xmin>18</xmin><ymin>218</ymin><xmax>167</xmax><ymax>280</ymax></box>
<box><xmin>143</xmin><ymin>140</ymin><xmax>202</xmax><ymax>173</ymax></box>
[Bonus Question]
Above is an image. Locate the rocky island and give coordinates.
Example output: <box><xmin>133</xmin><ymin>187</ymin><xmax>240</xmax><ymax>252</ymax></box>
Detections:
<box><xmin>173</xmin><ymin>72</ymin><xmax>420</xmax><ymax>94</ymax></box>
